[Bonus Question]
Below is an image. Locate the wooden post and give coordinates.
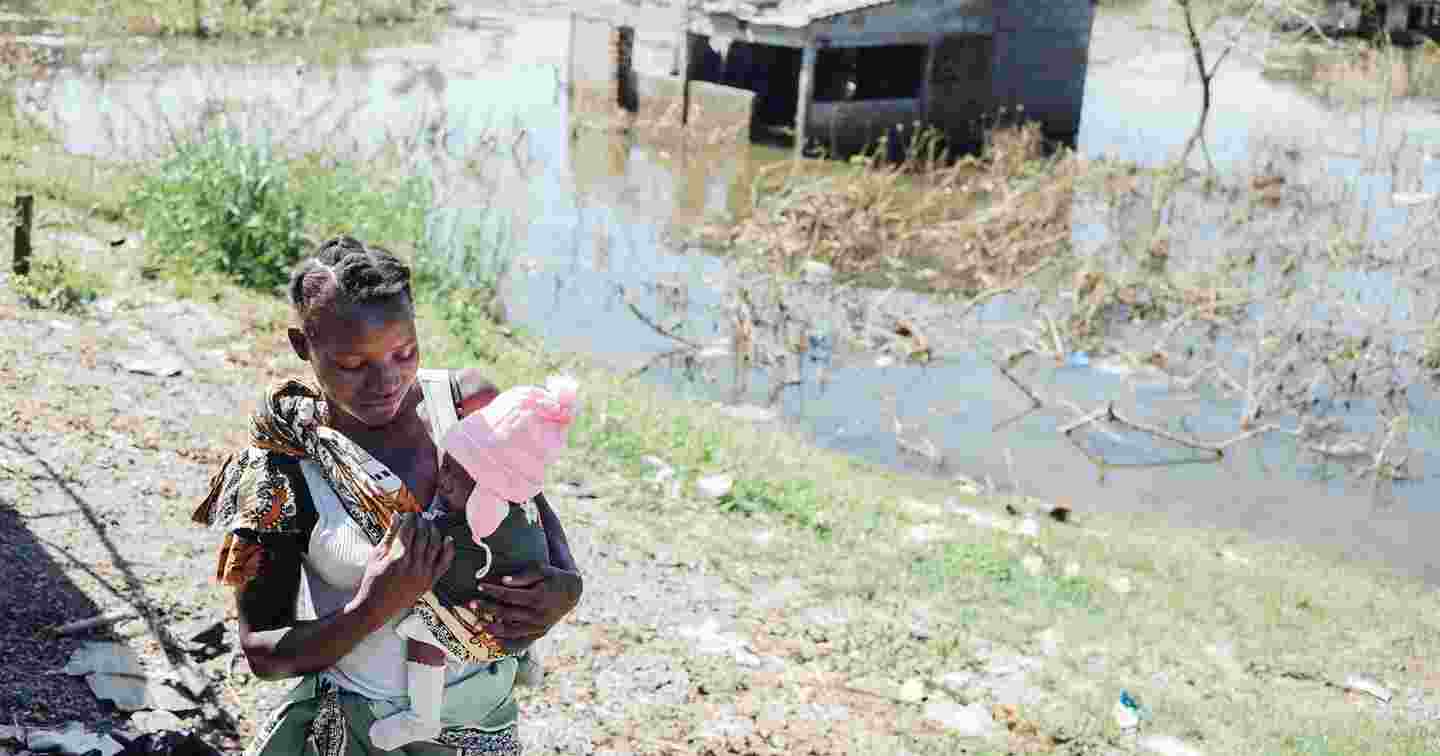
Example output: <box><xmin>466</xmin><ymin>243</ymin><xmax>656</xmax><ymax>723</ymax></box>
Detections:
<box><xmin>795</xmin><ymin>36</ymin><xmax>817</xmax><ymax>159</ymax></box>
<box><xmin>615</xmin><ymin>25</ymin><xmax>637</xmax><ymax>112</ymax></box>
<box><xmin>13</xmin><ymin>194</ymin><xmax>33</xmax><ymax>276</ymax></box>
<box><xmin>681</xmin><ymin>32</ymin><xmax>695</xmax><ymax>127</ymax></box>
<box><xmin>566</xmin><ymin>12</ymin><xmax>578</xmax><ymax>102</ymax></box>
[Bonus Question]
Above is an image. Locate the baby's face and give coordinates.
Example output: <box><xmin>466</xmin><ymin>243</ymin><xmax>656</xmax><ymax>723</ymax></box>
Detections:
<box><xmin>436</xmin><ymin>453</ymin><xmax>477</xmax><ymax>511</ymax></box>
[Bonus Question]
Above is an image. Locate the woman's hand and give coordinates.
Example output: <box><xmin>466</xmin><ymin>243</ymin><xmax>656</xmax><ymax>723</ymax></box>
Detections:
<box><xmin>350</xmin><ymin>512</ymin><xmax>455</xmax><ymax>622</ymax></box>
<box><xmin>467</xmin><ymin>565</ymin><xmax>582</xmax><ymax>648</ymax></box>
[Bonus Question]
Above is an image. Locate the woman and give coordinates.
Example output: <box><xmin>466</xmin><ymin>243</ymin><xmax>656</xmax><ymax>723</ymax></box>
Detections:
<box><xmin>194</xmin><ymin>236</ymin><xmax>582</xmax><ymax>755</ymax></box>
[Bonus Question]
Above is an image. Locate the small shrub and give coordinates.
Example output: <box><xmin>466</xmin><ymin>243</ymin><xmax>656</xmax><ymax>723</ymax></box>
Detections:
<box><xmin>13</xmin><ymin>256</ymin><xmax>102</xmax><ymax>313</ymax></box>
<box><xmin>133</xmin><ymin>131</ymin><xmax>306</xmax><ymax>292</ymax></box>
<box><xmin>719</xmin><ymin>477</ymin><xmax>829</xmax><ymax>534</ymax></box>
<box><xmin>914</xmin><ymin>541</ymin><xmax>1095</xmax><ymax>611</ymax></box>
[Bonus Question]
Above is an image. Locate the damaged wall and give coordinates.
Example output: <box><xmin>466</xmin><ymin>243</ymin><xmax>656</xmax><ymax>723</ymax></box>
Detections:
<box><xmin>989</xmin><ymin>0</ymin><xmax>1094</xmax><ymax>142</ymax></box>
<box><xmin>569</xmin><ymin>15</ymin><xmax>755</xmax><ymax>140</ymax></box>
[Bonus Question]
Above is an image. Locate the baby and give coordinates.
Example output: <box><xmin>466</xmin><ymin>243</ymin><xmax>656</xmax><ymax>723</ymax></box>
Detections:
<box><xmin>370</xmin><ymin>375</ymin><xmax>579</xmax><ymax>750</ymax></box>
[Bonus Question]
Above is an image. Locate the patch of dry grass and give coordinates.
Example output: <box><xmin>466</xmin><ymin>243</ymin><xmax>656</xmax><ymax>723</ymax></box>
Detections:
<box><xmin>716</xmin><ymin>124</ymin><xmax>1076</xmax><ymax>294</ymax></box>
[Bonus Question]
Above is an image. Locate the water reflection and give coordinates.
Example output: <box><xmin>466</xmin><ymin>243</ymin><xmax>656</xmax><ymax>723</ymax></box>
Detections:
<box><xmin>19</xmin><ymin>6</ymin><xmax>1440</xmax><ymax>582</ymax></box>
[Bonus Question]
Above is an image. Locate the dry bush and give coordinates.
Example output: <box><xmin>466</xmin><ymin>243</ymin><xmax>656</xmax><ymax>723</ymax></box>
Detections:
<box><xmin>725</xmin><ymin>122</ymin><xmax>1075</xmax><ymax>293</ymax></box>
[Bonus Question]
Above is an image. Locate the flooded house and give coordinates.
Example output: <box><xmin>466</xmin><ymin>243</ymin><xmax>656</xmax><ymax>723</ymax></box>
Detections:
<box><xmin>683</xmin><ymin>0</ymin><xmax>1096</xmax><ymax>158</ymax></box>
<box><xmin>1319</xmin><ymin>0</ymin><xmax>1440</xmax><ymax>37</ymax></box>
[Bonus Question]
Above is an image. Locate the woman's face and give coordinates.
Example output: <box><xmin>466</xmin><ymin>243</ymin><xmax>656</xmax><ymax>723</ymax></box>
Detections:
<box><xmin>295</xmin><ymin>296</ymin><xmax>421</xmax><ymax>429</ymax></box>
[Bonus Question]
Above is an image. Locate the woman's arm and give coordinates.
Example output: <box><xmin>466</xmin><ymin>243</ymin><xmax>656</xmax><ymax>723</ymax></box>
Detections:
<box><xmin>236</xmin><ymin>513</ymin><xmax>455</xmax><ymax>681</ymax></box>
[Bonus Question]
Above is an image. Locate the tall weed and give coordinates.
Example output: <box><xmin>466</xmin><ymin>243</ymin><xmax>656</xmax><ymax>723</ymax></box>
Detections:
<box><xmin>133</xmin><ymin>130</ymin><xmax>306</xmax><ymax>291</ymax></box>
<box><xmin>134</xmin><ymin>131</ymin><xmax>439</xmax><ymax>294</ymax></box>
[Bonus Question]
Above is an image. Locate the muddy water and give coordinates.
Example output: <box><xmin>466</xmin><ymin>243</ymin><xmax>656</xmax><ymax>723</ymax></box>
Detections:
<box><xmin>21</xmin><ymin>4</ymin><xmax>1440</xmax><ymax>582</ymax></box>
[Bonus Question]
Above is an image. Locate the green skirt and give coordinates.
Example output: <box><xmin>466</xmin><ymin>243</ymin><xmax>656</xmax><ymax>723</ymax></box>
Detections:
<box><xmin>245</xmin><ymin>659</ymin><xmax>525</xmax><ymax>756</ymax></box>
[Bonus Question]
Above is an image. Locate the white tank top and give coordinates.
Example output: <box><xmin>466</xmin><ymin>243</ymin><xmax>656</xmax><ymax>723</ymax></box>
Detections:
<box><xmin>294</xmin><ymin>373</ymin><xmax>471</xmax><ymax>700</ymax></box>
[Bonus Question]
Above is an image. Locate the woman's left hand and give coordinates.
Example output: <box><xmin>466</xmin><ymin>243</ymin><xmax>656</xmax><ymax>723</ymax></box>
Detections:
<box><xmin>468</xmin><ymin>565</ymin><xmax>582</xmax><ymax>646</ymax></box>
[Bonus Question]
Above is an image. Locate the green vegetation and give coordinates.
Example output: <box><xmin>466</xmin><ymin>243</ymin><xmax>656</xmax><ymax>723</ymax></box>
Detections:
<box><xmin>12</xmin><ymin>256</ymin><xmax>104</xmax><ymax>313</ymax></box>
<box><xmin>48</xmin><ymin>0</ymin><xmax>450</xmax><ymax>38</ymax></box>
<box><xmin>133</xmin><ymin>132</ymin><xmax>308</xmax><ymax>291</ymax></box>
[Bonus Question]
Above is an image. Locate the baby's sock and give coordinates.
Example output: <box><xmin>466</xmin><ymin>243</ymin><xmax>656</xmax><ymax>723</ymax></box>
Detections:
<box><xmin>369</xmin><ymin>662</ymin><xmax>445</xmax><ymax>750</ymax></box>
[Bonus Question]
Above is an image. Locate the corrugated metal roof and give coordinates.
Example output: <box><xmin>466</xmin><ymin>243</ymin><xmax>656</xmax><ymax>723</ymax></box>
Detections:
<box><xmin>700</xmin><ymin>0</ymin><xmax>899</xmax><ymax>28</ymax></box>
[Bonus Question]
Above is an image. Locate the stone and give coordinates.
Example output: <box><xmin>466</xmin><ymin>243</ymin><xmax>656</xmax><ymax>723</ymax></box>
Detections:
<box><xmin>952</xmin><ymin>475</ymin><xmax>983</xmax><ymax>496</ymax></box>
<box><xmin>128</xmin><ymin>710</ymin><xmax>184</xmax><ymax>734</ymax></box>
<box><xmin>696</xmin><ymin>474</ymin><xmax>734</xmax><ymax>500</ymax></box>
<box><xmin>898</xmin><ymin>678</ymin><xmax>926</xmax><ymax>704</ymax></box>
<box><xmin>675</xmin><ymin>618</ymin><xmax>747</xmax><ymax>656</ymax></box>
<box><xmin>924</xmin><ymin>701</ymin><xmax>1000</xmax><ymax>738</ymax></box>
<box><xmin>86</xmin><ymin>672</ymin><xmax>198</xmax><ymax>713</ymax></box>
<box><xmin>947</xmin><ymin>503</ymin><xmax>1038</xmax><ymax>539</ymax></box>
<box><xmin>1035</xmin><ymin>627</ymin><xmax>1063</xmax><ymax>657</ymax></box>
<box><xmin>1109</xmin><ymin>576</ymin><xmax>1134</xmax><ymax>595</ymax></box>
<box><xmin>718</xmin><ymin>404</ymin><xmax>777</xmax><ymax>423</ymax></box>
<box><xmin>62</xmin><ymin>642</ymin><xmax>144</xmax><ymax>677</ymax></box>
<box><xmin>733</xmin><ymin>649</ymin><xmax>762</xmax><ymax>668</ymax></box>
<box><xmin>906</xmin><ymin>524</ymin><xmax>949</xmax><ymax>544</ymax></box>
<box><xmin>1064</xmin><ymin>562</ymin><xmax>1081</xmax><ymax>578</ymax></box>
<box><xmin>1140</xmin><ymin>735</ymin><xmax>1206</xmax><ymax>756</ymax></box>
<box><xmin>1218</xmin><ymin>549</ymin><xmax>1251</xmax><ymax>566</ymax></box>
<box><xmin>1342</xmin><ymin>676</ymin><xmax>1393</xmax><ymax>703</ymax></box>
<box><xmin>800</xmin><ymin>260</ymin><xmax>834</xmax><ymax>284</ymax></box>
<box><xmin>697</xmin><ymin>715</ymin><xmax>755</xmax><ymax>739</ymax></box>
<box><xmin>901</xmin><ymin>498</ymin><xmax>943</xmax><ymax>518</ymax></box>
<box><xmin>117</xmin><ymin>351</ymin><xmax>185</xmax><ymax>377</ymax></box>
<box><xmin>27</xmin><ymin>724</ymin><xmax>122</xmax><ymax>756</ymax></box>
<box><xmin>1022</xmin><ymin>554</ymin><xmax>1046</xmax><ymax>577</ymax></box>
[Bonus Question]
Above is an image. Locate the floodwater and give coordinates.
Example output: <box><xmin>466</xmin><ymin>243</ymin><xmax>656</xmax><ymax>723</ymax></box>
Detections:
<box><xmin>18</xmin><ymin>2</ymin><xmax>1440</xmax><ymax>582</ymax></box>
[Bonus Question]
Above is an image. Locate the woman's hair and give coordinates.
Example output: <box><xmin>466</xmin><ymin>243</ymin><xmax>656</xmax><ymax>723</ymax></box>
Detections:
<box><xmin>289</xmin><ymin>236</ymin><xmax>413</xmax><ymax>330</ymax></box>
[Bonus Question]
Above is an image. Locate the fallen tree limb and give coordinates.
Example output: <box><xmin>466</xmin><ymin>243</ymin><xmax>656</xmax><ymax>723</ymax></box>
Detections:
<box><xmin>49</xmin><ymin>609</ymin><xmax>137</xmax><ymax>637</ymax></box>
<box><xmin>619</xmin><ymin>285</ymin><xmax>702</xmax><ymax>350</ymax></box>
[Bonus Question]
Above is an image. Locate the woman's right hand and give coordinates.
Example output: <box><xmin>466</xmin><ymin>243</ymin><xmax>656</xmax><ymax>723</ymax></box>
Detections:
<box><xmin>350</xmin><ymin>512</ymin><xmax>455</xmax><ymax>621</ymax></box>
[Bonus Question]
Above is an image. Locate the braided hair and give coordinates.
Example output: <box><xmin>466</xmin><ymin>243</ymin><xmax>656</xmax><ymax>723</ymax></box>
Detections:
<box><xmin>289</xmin><ymin>236</ymin><xmax>413</xmax><ymax>332</ymax></box>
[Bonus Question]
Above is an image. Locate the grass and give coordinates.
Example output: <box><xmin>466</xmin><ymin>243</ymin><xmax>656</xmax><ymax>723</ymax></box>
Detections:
<box><xmin>46</xmin><ymin>0</ymin><xmax>450</xmax><ymax>39</ymax></box>
<box><xmin>11</xmin><ymin>255</ymin><xmax>105</xmax><ymax>312</ymax></box>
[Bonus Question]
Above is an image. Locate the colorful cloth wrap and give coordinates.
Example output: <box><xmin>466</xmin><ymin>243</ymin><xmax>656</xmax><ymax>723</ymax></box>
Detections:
<box><xmin>192</xmin><ymin>378</ymin><xmax>512</xmax><ymax>664</ymax></box>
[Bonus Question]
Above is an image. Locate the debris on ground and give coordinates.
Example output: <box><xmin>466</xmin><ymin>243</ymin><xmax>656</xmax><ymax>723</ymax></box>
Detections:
<box><xmin>26</xmin><ymin>722</ymin><xmax>124</xmax><ymax>756</ymax></box>
<box><xmin>60</xmin><ymin>643</ymin><xmax>199</xmax><ymax>713</ymax></box>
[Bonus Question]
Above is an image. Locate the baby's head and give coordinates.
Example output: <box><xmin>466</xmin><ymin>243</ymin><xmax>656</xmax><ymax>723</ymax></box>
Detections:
<box><xmin>439</xmin><ymin>375</ymin><xmax>579</xmax><ymax>541</ymax></box>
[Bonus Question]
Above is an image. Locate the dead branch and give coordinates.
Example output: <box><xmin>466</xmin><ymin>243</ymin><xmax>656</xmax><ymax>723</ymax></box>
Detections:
<box><xmin>627</xmin><ymin>347</ymin><xmax>691</xmax><ymax>380</ymax></box>
<box><xmin>619</xmin><ymin>285</ymin><xmax>702</xmax><ymax>350</ymax></box>
<box><xmin>991</xmin><ymin>354</ymin><xmax>1046</xmax><ymax>432</ymax></box>
<box><xmin>955</xmin><ymin>256</ymin><xmax>1061</xmax><ymax>321</ymax></box>
<box><xmin>49</xmin><ymin>609</ymin><xmax>137</xmax><ymax>637</ymax></box>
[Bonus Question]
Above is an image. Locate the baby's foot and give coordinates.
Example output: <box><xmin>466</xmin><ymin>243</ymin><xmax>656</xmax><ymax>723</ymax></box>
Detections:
<box><xmin>370</xmin><ymin>710</ymin><xmax>441</xmax><ymax>751</ymax></box>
